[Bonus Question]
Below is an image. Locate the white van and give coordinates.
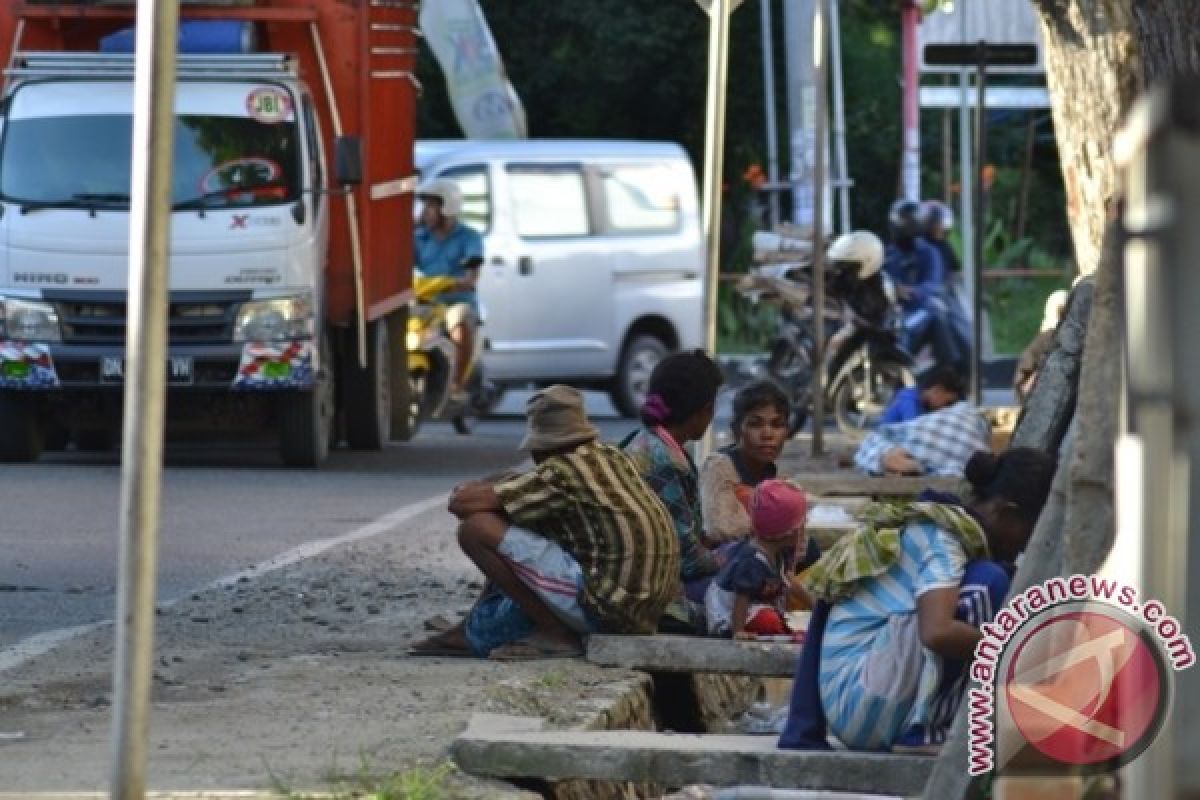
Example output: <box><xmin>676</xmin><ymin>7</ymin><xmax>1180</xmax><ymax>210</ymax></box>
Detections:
<box><xmin>414</xmin><ymin>139</ymin><xmax>705</xmax><ymax>417</ymax></box>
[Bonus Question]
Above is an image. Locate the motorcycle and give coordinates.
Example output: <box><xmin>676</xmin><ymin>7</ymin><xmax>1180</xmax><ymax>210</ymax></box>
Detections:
<box><xmin>406</xmin><ymin>265</ymin><xmax>496</xmax><ymax>435</ymax></box>
<box><xmin>739</xmin><ymin>257</ymin><xmax>914</xmax><ymax>438</ymax></box>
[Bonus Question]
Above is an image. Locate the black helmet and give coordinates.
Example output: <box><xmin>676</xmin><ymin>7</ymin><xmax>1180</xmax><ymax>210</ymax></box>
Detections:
<box><xmin>888</xmin><ymin>199</ymin><xmax>923</xmax><ymax>242</ymax></box>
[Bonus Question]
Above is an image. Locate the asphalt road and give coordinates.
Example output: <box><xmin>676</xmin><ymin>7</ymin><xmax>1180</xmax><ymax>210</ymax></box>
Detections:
<box><xmin>0</xmin><ymin>391</ymin><xmax>637</xmax><ymax>656</ymax></box>
<box><xmin>0</xmin><ymin>381</ymin><xmax>1013</xmax><ymax>659</ymax></box>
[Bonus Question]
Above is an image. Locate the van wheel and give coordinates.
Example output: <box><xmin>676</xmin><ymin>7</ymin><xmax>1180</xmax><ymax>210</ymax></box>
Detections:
<box><xmin>0</xmin><ymin>392</ymin><xmax>43</xmax><ymax>462</ymax></box>
<box><xmin>344</xmin><ymin>319</ymin><xmax>391</xmax><ymax>449</ymax></box>
<box><xmin>278</xmin><ymin>333</ymin><xmax>335</xmax><ymax>467</ymax></box>
<box><xmin>610</xmin><ymin>335</ymin><xmax>667</xmax><ymax>419</ymax></box>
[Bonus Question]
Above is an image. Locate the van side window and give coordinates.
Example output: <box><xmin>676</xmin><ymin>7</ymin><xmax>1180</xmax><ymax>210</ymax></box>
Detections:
<box><xmin>301</xmin><ymin>96</ymin><xmax>323</xmax><ymax>213</ymax></box>
<box><xmin>507</xmin><ymin>165</ymin><xmax>590</xmax><ymax>238</ymax></box>
<box><xmin>601</xmin><ymin>165</ymin><xmax>682</xmax><ymax>234</ymax></box>
<box><xmin>439</xmin><ymin>165</ymin><xmax>491</xmax><ymax>234</ymax></box>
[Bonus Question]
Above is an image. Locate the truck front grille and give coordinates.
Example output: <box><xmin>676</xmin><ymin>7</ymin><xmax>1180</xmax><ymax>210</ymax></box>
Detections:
<box><xmin>47</xmin><ymin>291</ymin><xmax>250</xmax><ymax>345</ymax></box>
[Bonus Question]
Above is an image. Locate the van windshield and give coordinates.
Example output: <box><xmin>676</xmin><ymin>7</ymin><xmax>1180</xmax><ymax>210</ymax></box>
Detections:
<box><xmin>0</xmin><ymin>114</ymin><xmax>301</xmax><ymax>210</ymax></box>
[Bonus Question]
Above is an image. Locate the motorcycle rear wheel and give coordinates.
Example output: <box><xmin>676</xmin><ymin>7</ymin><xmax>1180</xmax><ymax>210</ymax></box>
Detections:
<box><xmin>831</xmin><ymin>360</ymin><xmax>913</xmax><ymax>438</ymax></box>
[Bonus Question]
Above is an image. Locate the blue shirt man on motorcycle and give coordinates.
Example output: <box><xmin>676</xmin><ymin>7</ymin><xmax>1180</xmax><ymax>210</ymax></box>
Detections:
<box><xmin>882</xmin><ymin>199</ymin><xmax>965</xmax><ymax>374</ymax></box>
<box><xmin>415</xmin><ymin>179</ymin><xmax>484</xmax><ymax>397</ymax></box>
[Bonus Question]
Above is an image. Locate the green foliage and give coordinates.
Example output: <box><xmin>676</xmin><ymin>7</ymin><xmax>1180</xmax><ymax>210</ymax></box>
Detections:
<box><xmin>718</xmin><ymin>284</ymin><xmax>781</xmax><ymax>354</ymax></box>
<box><xmin>416</xmin><ymin>2</ymin><xmax>1076</xmax><ymax>355</ymax></box>
<box><xmin>268</xmin><ymin>753</ymin><xmax>454</xmax><ymax>800</ymax></box>
<box><xmin>988</xmin><ymin>275</ymin><xmax>1071</xmax><ymax>356</ymax></box>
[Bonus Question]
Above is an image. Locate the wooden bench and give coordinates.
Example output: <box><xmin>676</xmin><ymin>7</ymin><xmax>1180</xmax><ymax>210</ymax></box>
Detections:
<box><xmin>586</xmin><ymin>634</ymin><xmax>800</xmax><ymax>678</ymax></box>
<box><xmin>452</xmin><ymin>714</ymin><xmax>933</xmax><ymax>796</ymax></box>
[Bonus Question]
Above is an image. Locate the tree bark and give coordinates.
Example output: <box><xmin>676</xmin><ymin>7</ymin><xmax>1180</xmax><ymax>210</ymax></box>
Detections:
<box><xmin>1031</xmin><ymin>0</ymin><xmax>1200</xmax><ymax>274</ymax></box>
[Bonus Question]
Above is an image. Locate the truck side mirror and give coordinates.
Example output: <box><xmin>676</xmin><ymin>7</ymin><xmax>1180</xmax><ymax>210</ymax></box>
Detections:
<box><xmin>333</xmin><ymin>136</ymin><xmax>363</xmax><ymax>187</ymax></box>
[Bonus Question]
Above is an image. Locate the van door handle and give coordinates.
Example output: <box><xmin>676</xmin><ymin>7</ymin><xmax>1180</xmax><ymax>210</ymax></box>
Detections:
<box><xmin>518</xmin><ymin>256</ymin><xmax>533</xmax><ymax>276</ymax></box>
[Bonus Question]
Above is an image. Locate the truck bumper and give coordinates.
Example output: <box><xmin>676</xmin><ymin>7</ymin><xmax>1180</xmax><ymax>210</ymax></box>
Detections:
<box><xmin>0</xmin><ymin>339</ymin><xmax>316</xmax><ymax>391</ymax></box>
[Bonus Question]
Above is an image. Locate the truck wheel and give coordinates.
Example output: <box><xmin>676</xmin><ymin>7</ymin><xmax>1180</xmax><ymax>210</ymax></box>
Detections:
<box><xmin>387</xmin><ymin>311</ymin><xmax>420</xmax><ymax>442</ymax></box>
<box><xmin>43</xmin><ymin>422</ymin><xmax>70</xmax><ymax>452</ymax></box>
<box><xmin>278</xmin><ymin>333</ymin><xmax>335</xmax><ymax>467</ymax></box>
<box><xmin>344</xmin><ymin>318</ymin><xmax>393</xmax><ymax>449</ymax></box>
<box><xmin>610</xmin><ymin>335</ymin><xmax>667</xmax><ymax>419</ymax></box>
<box><xmin>0</xmin><ymin>392</ymin><xmax>43</xmax><ymax>462</ymax></box>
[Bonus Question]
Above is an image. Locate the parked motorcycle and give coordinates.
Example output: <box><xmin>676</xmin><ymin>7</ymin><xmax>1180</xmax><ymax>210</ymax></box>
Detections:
<box><xmin>406</xmin><ymin>266</ymin><xmax>496</xmax><ymax>435</ymax></box>
<box><xmin>739</xmin><ymin>231</ymin><xmax>914</xmax><ymax>437</ymax></box>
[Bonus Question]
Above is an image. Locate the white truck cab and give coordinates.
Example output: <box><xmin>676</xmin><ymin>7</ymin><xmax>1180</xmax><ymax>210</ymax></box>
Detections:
<box><xmin>0</xmin><ymin>54</ymin><xmax>333</xmax><ymax>463</ymax></box>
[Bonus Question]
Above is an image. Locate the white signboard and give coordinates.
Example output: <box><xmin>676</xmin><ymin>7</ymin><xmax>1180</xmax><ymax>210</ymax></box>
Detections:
<box><xmin>920</xmin><ymin>0</ymin><xmax>1045</xmax><ymax>74</ymax></box>
<box><xmin>421</xmin><ymin>0</ymin><xmax>528</xmax><ymax>139</ymax></box>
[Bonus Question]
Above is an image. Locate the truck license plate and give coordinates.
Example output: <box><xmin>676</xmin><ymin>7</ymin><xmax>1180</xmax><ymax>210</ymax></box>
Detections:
<box><xmin>100</xmin><ymin>356</ymin><xmax>193</xmax><ymax>386</ymax></box>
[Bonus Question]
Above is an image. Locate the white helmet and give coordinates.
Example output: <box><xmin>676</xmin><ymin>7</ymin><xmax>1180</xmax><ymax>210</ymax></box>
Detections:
<box><xmin>416</xmin><ymin>178</ymin><xmax>463</xmax><ymax>217</ymax></box>
<box><xmin>827</xmin><ymin>230</ymin><xmax>884</xmax><ymax>279</ymax></box>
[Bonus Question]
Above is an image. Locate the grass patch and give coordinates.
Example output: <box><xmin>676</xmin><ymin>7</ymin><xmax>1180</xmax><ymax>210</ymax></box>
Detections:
<box><xmin>268</xmin><ymin>753</ymin><xmax>454</xmax><ymax>800</ymax></box>
<box><xmin>533</xmin><ymin>667</ymin><xmax>570</xmax><ymax>690</ymax></box>
<box><xmin>986</xmin><ymin>275</ymin><xmax>1071</xmax><ymax>356</ymax></box>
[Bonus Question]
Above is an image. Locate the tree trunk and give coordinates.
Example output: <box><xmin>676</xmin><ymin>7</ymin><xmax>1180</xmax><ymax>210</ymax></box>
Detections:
<box><xmin>1031</xmin><ymin>0</ymin><xmax>1200</xmax><ymax>274</ymax></box>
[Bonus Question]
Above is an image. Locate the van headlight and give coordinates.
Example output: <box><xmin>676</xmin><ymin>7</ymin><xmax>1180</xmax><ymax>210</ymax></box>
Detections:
<box><xmin>0</xmin><ymin>297</ymin><xmax>62</xmax><ymax>342</ymax></box>
<box><xmin>233</xmin><ymin>294</ymin><xmax>315</xmax><ymax>342</ymax></box>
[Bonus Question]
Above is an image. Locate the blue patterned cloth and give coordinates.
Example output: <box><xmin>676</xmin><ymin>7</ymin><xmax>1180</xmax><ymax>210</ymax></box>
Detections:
<box><xmin>854</xmin><ymin>401</ymin><xmax>990</xmax><ymax>477</ymax></box>
<box><xmin>621</xmin><ymin>427</ymin><xmax>718</xmax><ymax>581</ymax></box>
<box><xmin>817</xmin><ymin>520</ymin><xmax>1010</xmax><ymax>750</ymax></box>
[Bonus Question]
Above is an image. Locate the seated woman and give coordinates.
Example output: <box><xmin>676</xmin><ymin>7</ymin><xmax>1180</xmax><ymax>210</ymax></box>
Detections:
<box><xmin>779</xmin><ymin>447</ymin><xmax>1055</xmax><ymax>754</ymax></box>
<box><xmin>699</xmin><ymin>381</ymin><xmax>793</xmax><ymax>545</ymax></box>
<box><xmin>622</xmin><ymin>350</ymin><xmax>726</xmax><ymax>628</ymax></box>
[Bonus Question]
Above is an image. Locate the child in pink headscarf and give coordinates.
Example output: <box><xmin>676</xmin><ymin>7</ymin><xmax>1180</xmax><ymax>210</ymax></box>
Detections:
<box><xmin>704</xmin><ymin>480</ymin><xmax>813</xmax><ymax>638</ymax></box>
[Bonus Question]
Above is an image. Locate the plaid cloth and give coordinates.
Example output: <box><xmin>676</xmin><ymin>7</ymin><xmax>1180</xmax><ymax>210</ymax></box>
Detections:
<box><xmin>853</xmin><ymin>401</ymin><xmax>991</xmax><ymax>477</ymax></box>
<box><xmin>801</xmin><ymin>500</ymin><xmax>990</xmax><ymax>603</ymax></box>
<box><xmin>493</xmin><ymin>441</ymin><xmax>681</xmax><ymax>633</ymax></box>
<box><xmin>622</xmin><ymin>426</ymin><xmax>719</xmax><ymax>580</ymax></box>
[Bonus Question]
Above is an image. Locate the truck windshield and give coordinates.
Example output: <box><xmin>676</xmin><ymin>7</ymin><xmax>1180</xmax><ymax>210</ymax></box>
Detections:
<box><xmin>0</xmin><ymin>114</ymin><xmax>301</xmax><ymax>210</ymax></box>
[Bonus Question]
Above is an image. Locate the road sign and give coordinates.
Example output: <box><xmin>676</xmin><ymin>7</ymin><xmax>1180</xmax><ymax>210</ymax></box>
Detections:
<box><xmin>924</xmin><ymin>42</ymin><xmax>1038</xmax><ymax>67</ymax></box>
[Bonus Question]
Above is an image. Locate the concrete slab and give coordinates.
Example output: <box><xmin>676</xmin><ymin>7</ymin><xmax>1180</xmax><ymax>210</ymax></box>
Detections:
<box><xmin>788</xmin><ymin>475</ymin><xmax>961</xmax><ymax>497</ymax></box>
<box><xmin>586</xmin><ymin>634</ymin><xmax>800</xmax><ymax>677</ymax></box>
<box><xmin>451</xmin><ymin>714</ymin><xmax>934</xmax><ymax>795</ymax></box>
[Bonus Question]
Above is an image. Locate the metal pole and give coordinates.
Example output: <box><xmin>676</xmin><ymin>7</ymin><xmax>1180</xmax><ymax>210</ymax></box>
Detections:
<box><xmin>828</xmin><ymin>0</ymin><xmax>851</xmax><ymax>232</ymax></box>
<box><xmin>111</xmin><ymin>0</ymin><xmax>179</xmax><ymax>796</ymax></box>
<box><xmin>958</xmin><ymin>2</ymin><xmax>974</xmax><ymax>327</ymax></box>
<box><xmin>759</xmin><ymin>0</ymin><xmax>781</xmax><ymax>229</ymax></box>
<box><xmin>783</xmin><ymin>0</ymin><xmax>816</xmax><ymax>227</ymax></box>
<box><xmin>971</xmin><ymin>45</ymin><xmax>986</xmax><ymax>405</ymax></box>
<box><xmin>700</xmin><ymin>0</ymin><xmax>736</xmax><ymax>362</ymax></box>
<box><xmin>900</xmin><ymin>0</ymin><xmax>920</xmax><ymax>201</ymax></box>
<box><xmin>811</xmin><ymin>0</ymin><xmax>828</xmax><ymax>457</ymax></box>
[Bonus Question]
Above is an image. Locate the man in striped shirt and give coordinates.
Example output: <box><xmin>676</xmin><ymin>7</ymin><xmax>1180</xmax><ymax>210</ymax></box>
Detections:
<box><xmin>410</xmin><ymin>385</ymin><xmax>680</xmax><ymax>660</ymax></box>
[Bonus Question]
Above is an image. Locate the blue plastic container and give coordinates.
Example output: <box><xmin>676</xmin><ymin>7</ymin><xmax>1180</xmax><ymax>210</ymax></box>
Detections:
<box><xmin>100</xmin><ymin>20</ymin><xmax>256</xmax><ymax>54</ymax></box>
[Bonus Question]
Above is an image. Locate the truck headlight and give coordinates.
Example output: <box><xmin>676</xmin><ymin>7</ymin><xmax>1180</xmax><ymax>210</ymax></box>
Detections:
<box><xmin>0</xmin><ymin>297</ymin><xmax>62</xmax><ymax>342</ymax></box>
<box><xmin>233</xmin><ymin>294</ymin><xmax>315</xmax><ymax>342</ymax></box>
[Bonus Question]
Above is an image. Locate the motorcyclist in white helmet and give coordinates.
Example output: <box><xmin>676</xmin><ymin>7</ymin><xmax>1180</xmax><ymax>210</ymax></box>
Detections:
<box><xmin>415</xmin><ymin>178</ymin><xmax>484</xmax><ymax>400</ymax></box>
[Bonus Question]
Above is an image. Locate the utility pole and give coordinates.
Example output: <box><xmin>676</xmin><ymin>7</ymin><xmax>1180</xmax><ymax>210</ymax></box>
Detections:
<box><xmin>759</xmin><ymin>0</ymin><xmax>782</xmax><ymax>229</ymax></box>
<box><xmin>900</xmin><ymin>0</ymin><xmax>921</xmax><ymax>201</ymax></box>
<box><xmin>828</xmin><ymin>0</ymin><xmax>851</xmax><ymax>231</ymax></box>
<box><xmin>110</xmin><ymin>0</ymin><xmax>178</xmax><ymax>797</ymax></box>
<box><xmin>697</xmin><ymin>0</ymin><xmax>742</xmax><ymax>459</ymax></box>
<box><xmin>783</xmin><ymin>0</ymin><xmax>817</xmax><ymax>228</ymax></box>
<box><xmin>810</xmin><ymin>0</ymin><xmax>829</xmax><ymax>456</ymax></box>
